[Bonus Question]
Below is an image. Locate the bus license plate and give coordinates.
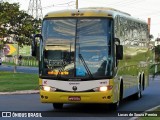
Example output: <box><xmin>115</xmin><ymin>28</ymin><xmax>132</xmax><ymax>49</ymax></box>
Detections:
<box><xmin>68</xmin><ymin>96</ymin><xmax>81</xmax><ymax>101</ymax></box>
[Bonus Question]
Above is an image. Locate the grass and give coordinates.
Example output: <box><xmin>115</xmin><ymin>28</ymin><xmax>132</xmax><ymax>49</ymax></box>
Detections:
<box><xmin>2</xmin><ymin>62</ymin><xmax>16</xmax><ymax>66</ymax></box>
<box><xmin>0</xmin><ymin>72</ymin><xmax>39</xmax><ymax>92</ymax></box>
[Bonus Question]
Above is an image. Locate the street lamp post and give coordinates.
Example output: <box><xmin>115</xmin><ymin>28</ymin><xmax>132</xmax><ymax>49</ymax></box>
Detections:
<box><xmin>76</xmin><ymin>0</ymin><xmax>78</xmax><ymax>9</ymax></box>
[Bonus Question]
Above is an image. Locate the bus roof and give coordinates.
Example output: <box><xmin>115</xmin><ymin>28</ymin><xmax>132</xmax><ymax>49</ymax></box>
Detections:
<box><xmin>44</xmin><ymin>7</ymin><xmax>146</xmax><ymax>24</ymax></box>
<box><xmin>44</xmin><ymin>9</ymin><xmax>109</xmax><ymax>18</ymax></box>
<box><xmin>81</xmin><ymin>7</ymin><xmax>131</xmax><ymax>16</ymax></box>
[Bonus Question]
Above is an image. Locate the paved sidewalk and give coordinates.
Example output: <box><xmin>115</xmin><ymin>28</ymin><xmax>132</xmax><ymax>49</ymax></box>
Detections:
<box><xmin>0</xmin><ymin>90</ymin><xmax>39</xmax><ymax>95</ymax></box>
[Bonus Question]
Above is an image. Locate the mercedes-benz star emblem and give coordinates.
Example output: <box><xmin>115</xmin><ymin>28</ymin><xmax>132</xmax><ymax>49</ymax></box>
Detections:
<box><xmin>72</xmin><ymin>86</ymin><xmax>77</xmax><ymax>91</ymax></box>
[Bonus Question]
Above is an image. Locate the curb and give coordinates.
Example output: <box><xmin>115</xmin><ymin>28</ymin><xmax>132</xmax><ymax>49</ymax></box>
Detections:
<box><xmin>0</xmin><ymin>90</ymin><xmax>39</xmax><ymax>95</ymax></box>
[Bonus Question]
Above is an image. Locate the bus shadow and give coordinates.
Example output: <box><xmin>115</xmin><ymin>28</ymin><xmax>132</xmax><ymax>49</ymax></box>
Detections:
<box><xmin>44</xmin><ymin>94</ymin><xmax>148</xmax><ymax>117</ymax></box>
<box><xmin>46</xmin><ymin>103</ymin><xmax>119</xmax><ymax>117</ymax></box>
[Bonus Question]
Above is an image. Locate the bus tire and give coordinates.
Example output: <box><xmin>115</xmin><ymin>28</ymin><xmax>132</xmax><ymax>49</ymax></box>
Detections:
<box><xmin>133</xmin><ymin>80</ymin><xmax>142</xmax><ymax>100</ymax></box>
<box><xmin>109</xmin><ymin>102</ymin><xmax>119</xmax><ymax>111</ymax></box>
<box><xmin>53</xmin><ymin>103</ymin><xmax>63</xmax><ymax>109</ymax></box>
<box><xmin>120</xmin><ymin>80</ymin><xmax>123</xmax><ymax>101</ymax></box>
<box><xmin>142</xmin><ymin>74</ymin><xmax>145</xmax><ymax>90</ymax></box>
<box><xmin>109</xmin><ymin>81</ymin><xmax>122</xmax><ymax>111</ymax></box>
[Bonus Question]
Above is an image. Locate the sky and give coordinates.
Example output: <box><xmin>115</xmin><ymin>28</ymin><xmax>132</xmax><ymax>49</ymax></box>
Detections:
<box><xmin>8</xmin><ymin>0</ymin><xmax>160</xmax><ymax>39</ymax></box>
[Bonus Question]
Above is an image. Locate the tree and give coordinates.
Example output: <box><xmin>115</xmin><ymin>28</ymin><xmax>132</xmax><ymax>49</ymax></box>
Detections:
<box><xmin>0</xmin><ymin>2</ymin><xmax>42</xmax><ymax>48</ymax></box>
<box><xmin>8</xmin><ymin>10</ymin><xmax>41</xmax><ymax>47</ymax></box>
<box><xmin>0</xmin><ymin>2</ymin><xmax>42</xmax><ymax>72</ymax></box>
<box><xmin>149</xmin><ymin>34</ymin><xmax>154</xmax><ymax>41</ymax></box>
<box><xmin>0</xmin><ymin>2</ymin><xmax>19</xmax><ymax>49</ymax></box>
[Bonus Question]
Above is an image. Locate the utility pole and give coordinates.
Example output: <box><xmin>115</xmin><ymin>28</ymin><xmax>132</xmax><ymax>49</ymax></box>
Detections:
<box><xmin>148</xmin><ymin>18</ymin><xmax>151</xmax><ymax>35</ymax></box>
<box><xmin>76</xmin><ymin>0</ymin><xmax>78</xmax><ymax>9</ymax></box>
<box><xmin>27</xmin><ymin>0</ymin><xmax>43</xmax><ymax>19</ymax></box>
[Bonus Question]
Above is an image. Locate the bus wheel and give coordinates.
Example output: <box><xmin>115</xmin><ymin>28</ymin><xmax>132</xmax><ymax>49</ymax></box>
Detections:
<box><xmin>53</xmin><ymin>103</ymin><xmax>63</xmax><ymax>109</ymax></box>
<box><xmin>109</xmin><ymin>81</ymin><xmax>122</xmax><ymax>111</ymax></box>
<box><xmin>109</xmin><ymin>101</ymin><xmax>119</xmax><ymax>111</ymax></box>
<box><xmin>133</xmin><ymin>82</ymin><xmax>142</xmax><ymax>100</ymax></box>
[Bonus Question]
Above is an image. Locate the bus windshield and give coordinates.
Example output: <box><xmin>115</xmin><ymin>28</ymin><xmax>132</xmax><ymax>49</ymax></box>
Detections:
<box><xmin>41</xmin><ymin>18</ymin><xmax>113</xmax><ymax>80</ymax></box>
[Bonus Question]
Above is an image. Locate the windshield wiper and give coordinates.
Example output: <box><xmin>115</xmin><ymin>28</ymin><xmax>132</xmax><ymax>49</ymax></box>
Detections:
<box><xmin>56</xmin><ymin>62</ymin><xmax>65</xmax><ymax>79</ymax></box>
<box><xmin>78</xmin><ymin>54</ymin><xmax>93</xmax><ymax>78</ymax></box>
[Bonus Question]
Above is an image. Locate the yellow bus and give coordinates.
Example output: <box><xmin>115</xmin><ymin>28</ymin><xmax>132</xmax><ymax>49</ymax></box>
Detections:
<box><xmin>32</xmin><ymin>7</ymin><xmax>150</xmax><ymax>110</ymax></box>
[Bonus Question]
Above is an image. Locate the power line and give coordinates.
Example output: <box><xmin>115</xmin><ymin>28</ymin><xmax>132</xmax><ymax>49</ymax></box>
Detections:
<box><xmin>111</xmin><ymin>0</ymin><xmax>144</xmax><ymax>7</ymax></box>
<box><xmin>101</xmin><ymin>0</ymin><xmax>160</xmax><ymax>18</ymax></box>
<box><xmin>42</xmin><ymin>1</ymin><xmax>75</xmax><ymax>9</ymax></box>
<box><xmin>80</xmin><ymin>0</ymin><xmax>143</xmax><ymax>7</ymax></box>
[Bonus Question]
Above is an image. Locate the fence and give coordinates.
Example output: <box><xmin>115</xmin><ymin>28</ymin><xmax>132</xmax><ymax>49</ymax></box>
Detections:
<box><xmin>3</xmin><ymin>56</ymin><xmax>38</xmax><ymax>67</ymax></box>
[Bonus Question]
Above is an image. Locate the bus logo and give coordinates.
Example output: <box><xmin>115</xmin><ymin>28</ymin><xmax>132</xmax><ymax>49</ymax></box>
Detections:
<box><xmin>72</xmin><ymin>86</ymin><xmax>77</xmax><ymax>91</ymax></box>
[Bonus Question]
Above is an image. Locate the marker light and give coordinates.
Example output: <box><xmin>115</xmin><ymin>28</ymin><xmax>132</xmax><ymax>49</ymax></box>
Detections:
<box><xmin>71</xmin><ymin>13</ymin><xmax>84</xmax><ymax>16</ymax></box>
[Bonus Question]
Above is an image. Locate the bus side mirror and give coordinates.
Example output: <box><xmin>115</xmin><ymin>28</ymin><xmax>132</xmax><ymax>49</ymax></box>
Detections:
<box><xmin>31</xmin><ymin>40</ymin><xmax>36</xmax><ymax>56</ymax></box>
<box><xmin>116</xmin><ymin>45</ymin><xmax>123</xmax><ymax>60</ymax></box>
<box><xmin>31</xmin><ymin>34</ymin><xmax>42</xmax><ymax>57</ymax></box>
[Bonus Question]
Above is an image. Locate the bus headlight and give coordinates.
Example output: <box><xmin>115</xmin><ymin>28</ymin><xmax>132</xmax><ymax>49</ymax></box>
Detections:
<box><xmin>99</xmin><ymin>86</ymin><xmax>108</xmax><ymax>92</ymax></box>
<box><xmin>40</xmin><ymin>86</ymin><xmax>56</xmax><ymax>92</ymax></box>
<box><xmin>43</xmin><ymin>86</ymin><xmax>51</xmax><ymax>92</ymax></box>
<box><xmin>93</xmin><ymin>85</ymin><xmax>113</xmax><ymax>92</ymax></box>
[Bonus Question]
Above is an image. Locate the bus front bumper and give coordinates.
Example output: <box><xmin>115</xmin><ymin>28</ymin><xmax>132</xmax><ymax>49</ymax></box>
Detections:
<box><xmin>40</xmin><ymin>90</ymin><xmax>115</xmax><ymax>104</ymax></box>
